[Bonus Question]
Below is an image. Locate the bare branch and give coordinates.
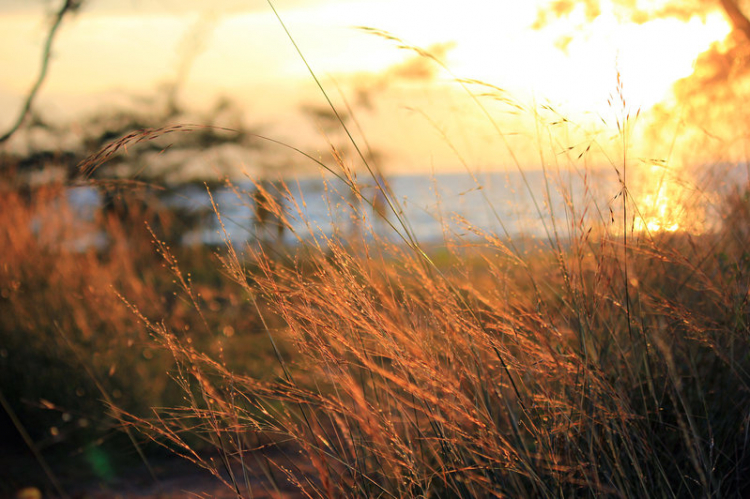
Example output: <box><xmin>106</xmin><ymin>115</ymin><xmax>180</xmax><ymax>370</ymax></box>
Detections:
<box><xmin>0</xmin><ymin>0</ymin><xmax>82</xmax><ymax>145</ymax></box>
<box><xmin>720</xmin><ymin>0</ymin><xmax>750</xmax><ymax>42</ymax></box>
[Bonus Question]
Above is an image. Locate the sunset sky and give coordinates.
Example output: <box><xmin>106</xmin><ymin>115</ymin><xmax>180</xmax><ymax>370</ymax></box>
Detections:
<box><xmin>0</xmin><ymin>0</ymin><xmax>735</xmax><ymax>172</ymax></box>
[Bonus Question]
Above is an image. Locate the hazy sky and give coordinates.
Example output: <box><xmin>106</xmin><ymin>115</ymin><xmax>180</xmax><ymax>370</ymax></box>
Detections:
<box><xmin>0</xmin><ymin>0</ymin><xmax>733</xmax><ymax>172</ymax></box>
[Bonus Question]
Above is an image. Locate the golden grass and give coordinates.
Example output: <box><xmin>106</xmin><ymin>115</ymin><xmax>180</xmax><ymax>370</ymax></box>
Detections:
<box><xmin>3</xmin><ymin>51</ymin><xmax>750</xmax><ymax>498</ymax></box>
<box><xmin>106</xmin><ymin>158</ymin><xmax>750</xmax><ymax>497</ymax></box>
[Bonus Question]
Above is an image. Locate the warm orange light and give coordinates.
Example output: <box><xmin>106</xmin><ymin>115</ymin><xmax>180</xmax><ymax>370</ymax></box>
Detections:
<box><xmin>0</xmin><ymin>1</ymin><xmax>737</xmax><ymax>172</ymax></box>
<box><xmin>633</xmin><ymin>164</ymin><xmax>703</xmax><ymax>234</ymax></box>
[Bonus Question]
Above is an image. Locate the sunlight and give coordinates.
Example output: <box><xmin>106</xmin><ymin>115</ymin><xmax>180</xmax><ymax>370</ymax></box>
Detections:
<box><xmin>337</xmin><ymin>0</ymin><xmax>733</xmax><ymax>123</ymax></box>
<box><xmin>612</xmin><ymin>13</ymin><xmax>732</xmax><ymax>110</ymax></box>
<box><xmin>515</xmin><ymin>10</ymin><xmax>731</xmax><ymax>115</ymax></box>
<box><xmin>636</xmin><ymin>191</ymin><xmax>682</xmax><ymax>233</ymax></box>
<box><xmin>0</xmin><ymin>1</ymin><xmax>737</xmax><ymax>172</ymax></box>
<box><xmin>5</xmin><ymin>2</ymin><xmax>750</xmax><ymax>495</ymax></box>
<box><xmin>633</xmin><ymin>164</ymin><xmax>702</xmax><ymax>234</ymax></box>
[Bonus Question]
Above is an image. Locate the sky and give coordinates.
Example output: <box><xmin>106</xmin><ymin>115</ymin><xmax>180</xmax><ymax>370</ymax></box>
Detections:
<box><xmin>0</xmin><ymin>0</ymin><xmax>734</xmax><ymax>173</ymax></box>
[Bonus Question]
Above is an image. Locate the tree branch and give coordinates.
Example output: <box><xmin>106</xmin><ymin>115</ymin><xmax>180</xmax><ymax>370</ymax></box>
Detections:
<box><xmin>0</xmin><ymin>0</ymin><xmax>81</xmax><ymax>145</ymax></box>
<box><xmin>720</xmin><ymin>0</ymin><xmax>750</xmax><ymax>42</ymax></box>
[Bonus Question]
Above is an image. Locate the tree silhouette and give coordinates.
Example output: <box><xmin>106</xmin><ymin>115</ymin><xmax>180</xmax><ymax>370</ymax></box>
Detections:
<box><xmin>0</xmin><ymin>0</ymin><xmax>83</xmax><ymax>145</ymax></box>
<box><xmin>535</xmin><ymin>0</ymin><xmax>750</xmax><ymax>157</ymax></box>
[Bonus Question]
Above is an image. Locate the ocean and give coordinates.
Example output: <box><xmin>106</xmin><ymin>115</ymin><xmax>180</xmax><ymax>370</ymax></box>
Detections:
<box><xmin>63</xmin><ymin>164</ymin><xmax>744</xmax><ymax>250</ymax></box>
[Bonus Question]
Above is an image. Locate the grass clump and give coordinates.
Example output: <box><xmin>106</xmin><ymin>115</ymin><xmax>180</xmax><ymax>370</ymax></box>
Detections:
<box><xmin>114</xmin><ymin>149</ymin><xmax>750</xmax><ymax>498</ymax></box>
<box><xmin>4</xmin><ymin>31</ymin><xmax>750</xmax><ymax>498</ymax></box>
<box><xmin>0</xmin><ymin>173</ymin><xmax>286</xmax><ymax>495</ymax></box>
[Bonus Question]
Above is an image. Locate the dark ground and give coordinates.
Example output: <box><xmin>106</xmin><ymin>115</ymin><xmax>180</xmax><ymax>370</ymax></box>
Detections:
<box><xmin>1</xmin><ymin>443</ymin><xmax>315</xmax><ymax>499</ymax></box>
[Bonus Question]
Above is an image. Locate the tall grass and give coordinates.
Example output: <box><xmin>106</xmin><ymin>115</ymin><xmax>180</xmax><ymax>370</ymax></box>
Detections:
<box><xmin>4</xmin><ymin>26</ymin><xmax>750</xmax><ymax>499</ymax></box>
<box><xmin>104</xmin><ymin>125</ymin><xmax>750</xmax><ymax>498</ymax></box>
<box><xmin>94</xmin><ymin>27</ymin><xmax>750</xmax><ymax>497</ymax></box>
<box><xmin>0</xmin><ymin>174</ymin><xmax>287</xmax><ymax>495</ymax></box>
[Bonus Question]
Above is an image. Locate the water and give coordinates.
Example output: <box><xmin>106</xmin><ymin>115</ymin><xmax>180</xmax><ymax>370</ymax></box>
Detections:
<box><xmin>65</xmin><ymin>164</ymin><xmax>745</xmax><ymax>250</ymax></box>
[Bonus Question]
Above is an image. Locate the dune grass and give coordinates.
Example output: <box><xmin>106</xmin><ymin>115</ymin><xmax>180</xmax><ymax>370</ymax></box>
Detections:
<box><xmin>52</xmin><ymin>109</ymin><xmax>741</xmax><ymax>499</ymax></box>
<box><xmin>4</xmin><ymin>118</ymin><xmax>750</xmax><ymax>498</ymax></box>
<box><xmin>106</xmin><ymin>34</ymin><xmax>750</xmax><ymax>496</ymax></box>
<box><xmin>3</xmin><ymin>27</ymin><xmax>750</xmax><ymax>499</ymax></box>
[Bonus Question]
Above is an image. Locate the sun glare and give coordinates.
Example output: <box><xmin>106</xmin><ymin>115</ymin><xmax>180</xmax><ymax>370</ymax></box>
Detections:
<box><xmin>347</xmin><ymin>1</ymin><xmax>733</xmax><ymax>124</ymax></box>
<box><xmin>521</xmin><ymin>10</ymin><xmax>731</xmax><ymax>116</ymax></box>
<box><xmin>614</xmin><ymin>13</ymin><xmax>732</xmax><ymax>109</ymax></box>
<box><xmin>0</xmin><ymin>1</ymin><xmax>738</xmax><ymax>173</ymax></box>
<box><xmin>636</xmin><ymin>191</ymin><xmax>682</xmax><ymax>233</ymax></box>
<box><xmin>632</xmin><ymin>164</ymin><xmax>705</xmax><ymax>235</ymax></box>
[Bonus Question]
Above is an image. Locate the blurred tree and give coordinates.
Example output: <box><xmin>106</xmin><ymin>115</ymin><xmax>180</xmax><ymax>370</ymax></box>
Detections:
<box><xmin>0</xmin><ymin>0</ymin><xmax>83</xmax><ymax>145</ymax></box>
<box><xmin>534</xmin><ymin>0</ymin><xmax>750</xmax><ymax>159</ymax></box>
<box><xmin>0</xmin><ymin>0</ymin><xmax>273</xmax><ymax>240</ymax></box>
<box><xmin>534</xmin><ymin>0</ymin><xmax>749</xmax><ymax>35</ymax></box>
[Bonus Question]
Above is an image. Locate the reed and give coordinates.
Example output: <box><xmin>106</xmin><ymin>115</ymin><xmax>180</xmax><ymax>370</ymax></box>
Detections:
<box><xmin>115</xmin><ymin>138</ymin><xmax>750</xmax><ymax>497</ymax></box>
<box><xmin>4</xmin><ymin>24</ymin><xmax>750</xmax><ymax>499</ymax></box>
